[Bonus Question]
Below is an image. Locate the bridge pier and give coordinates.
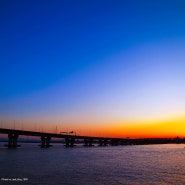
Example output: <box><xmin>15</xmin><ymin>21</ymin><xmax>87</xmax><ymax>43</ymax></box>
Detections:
<box><xmin>65</xmin><ymin>136</ymin><xmax>75</xmax><ymax>147</ymax></box>
<box><xmin>5</xmin><ymin>133</ymin><xmax>20</xmax><ymax>148</ymax></box>
<box><xmin>120</xmin><ymin>139</ymin><xmax>128</xmax><ymax>145</ymax></box>
<box><xmin>114</xmin><ymin>139</ymin><xmax>119</xmax><ymax>146</ymax></box>
<box><xmin>84</xmin><ymin>138</ymin><xmax>93</xmax><ymax>146</ymax></box>
<box><xmin>40</xmin><ymin>136</ymin><xmax>52</xmax><ymax>148</ymax></box>
<box><xmin>103</xmin><ymin>139</ymin><xmax>108</xmax><ymax>146</ymax></box>
<box><xmin>99</xmin><ymin>139</ymin><xmax>108</xmax><ymax>146</ymax></box>
<box><xmin>111</xmin><ymin>139</ymin><xmax>119</xmax><ymax>146</ymax></box>
<box><xmin>99</xmin><ymin>139</ymin><xmax>103</xmax><ymax>146</ymax></box>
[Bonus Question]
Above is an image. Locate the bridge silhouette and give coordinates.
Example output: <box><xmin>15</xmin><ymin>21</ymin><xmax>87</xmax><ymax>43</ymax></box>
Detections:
<box><xmin>0</xmin><ymin>128</ymin><xmax>182</xmax><ymax>148</ymax></box>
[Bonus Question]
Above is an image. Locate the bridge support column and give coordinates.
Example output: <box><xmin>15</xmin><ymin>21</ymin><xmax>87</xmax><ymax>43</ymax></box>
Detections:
<box><xmin>103</xmin><ymin>139</ymin><xmax>108</xmax><ymax>146</ymax></box>
<box><xmin>120</xmin><ymin>139</ymin><xmax>126</xmax><ymax>145</ymax></box>
<box><xmin>40</xmin><ymin>136</ymin><xmax>52</xmax><ymax>148</ymax></box>
<box><xmin>111</xmin><ymin>139</ymin><xmax>119</xmax><ymax>146</ymax></box>
<box><xmin>84</xmin><ymin>138</ymin><xmax>93</xmax><ymax>146</ymax></box>
<box><xmin>99</xmin><ymin>139</ymin><xmax>107</xmax><ymax>146</ymax></box>
<box><xmin>65</xmin><ymin>137</ymin><xmax>75</xmax><ymax>147</ymax></box>
<box><xmin>5</xmin><ymin>133</ymin><xmax>20</xmax><ymax>148</ymax></box>
<box><xmin>99</xmin><ymin>139</ymin><xmax>103</xmax><ymax>146</ymax></box>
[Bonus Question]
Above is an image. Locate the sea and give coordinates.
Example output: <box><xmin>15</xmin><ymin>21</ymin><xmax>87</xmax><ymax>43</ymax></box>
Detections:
<box><xmin>0</xmin><ymin>143</ymin><xmax>185</xmax><ymax>185</ymax></box>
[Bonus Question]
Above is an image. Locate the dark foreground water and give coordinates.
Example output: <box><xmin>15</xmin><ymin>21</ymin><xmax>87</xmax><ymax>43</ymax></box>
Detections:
<box><xmin>0</xmin><ymin>144</ymin><xmax>185</xmax><ymax>185</ymax></box>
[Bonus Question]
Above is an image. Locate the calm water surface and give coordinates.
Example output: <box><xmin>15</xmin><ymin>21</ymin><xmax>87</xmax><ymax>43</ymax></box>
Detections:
<box><xmin>0</xmin><ymin>144</ymin><xmax>185</xmax><ymax>185</ymax></box>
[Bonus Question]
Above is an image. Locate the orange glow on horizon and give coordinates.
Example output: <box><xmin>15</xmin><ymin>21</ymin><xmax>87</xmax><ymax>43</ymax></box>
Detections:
<box><xmin>116</xmin><ymin>118</ymin><xmax>184</xmax><ymax>138</ymax></box>
<box><xmin>1</xmin><ymin>115</ymin><xmax>185</xmax><ymax>139</ymax></box>
<box><xmin>73</xmin><ymin>116</ymin><xmax>185</xmax><ymax>138</ymax></box>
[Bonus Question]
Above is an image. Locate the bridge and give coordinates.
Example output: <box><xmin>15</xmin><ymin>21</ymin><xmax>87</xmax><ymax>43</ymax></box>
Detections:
<box><xmin>0</xmin><ymin>128</ymin><xmax>182</xmax><ymax>148</ymax></box>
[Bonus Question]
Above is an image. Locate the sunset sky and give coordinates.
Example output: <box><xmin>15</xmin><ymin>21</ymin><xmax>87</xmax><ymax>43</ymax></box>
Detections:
<box><xmin>1</xmin><ymin>0</ymin><xmax>185</xmax><ymax>138</ymax></box>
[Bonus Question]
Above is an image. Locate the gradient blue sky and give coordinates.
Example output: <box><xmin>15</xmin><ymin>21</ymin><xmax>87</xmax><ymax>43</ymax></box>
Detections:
<box><xmin>1</xmin><ymin>0</ymin><xmax>185</xmax><ymax>135</ymax></box>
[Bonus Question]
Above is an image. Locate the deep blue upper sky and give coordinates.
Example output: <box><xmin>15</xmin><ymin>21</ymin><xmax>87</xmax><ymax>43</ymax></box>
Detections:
<box><xmin>1</xmin><ymin>0</ymin><xmax>185</xmax><ymax>127</ymax></box>
<box><xmin>1</xmin><ymin>0</ymin><xmax>185</xmax><ymax>99</ymax></box>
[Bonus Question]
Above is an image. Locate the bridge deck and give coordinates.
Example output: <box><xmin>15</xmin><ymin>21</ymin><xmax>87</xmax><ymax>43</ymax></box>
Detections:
<box><xmin>0</xmin><ymin>128</ymin><xmax>180</xmax><ymax>148</ymax></box>
<box><xmin>0</xmin><ymin>128</ymin><xmax>126</xmax><ymax>141</ymax></box>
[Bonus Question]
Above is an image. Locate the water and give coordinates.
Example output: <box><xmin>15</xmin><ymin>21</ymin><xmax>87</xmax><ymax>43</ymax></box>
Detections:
<box><xmin>1</xmin><ymin>144</ymin><xmax>185</xmax><ymax>185</ymax></box>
